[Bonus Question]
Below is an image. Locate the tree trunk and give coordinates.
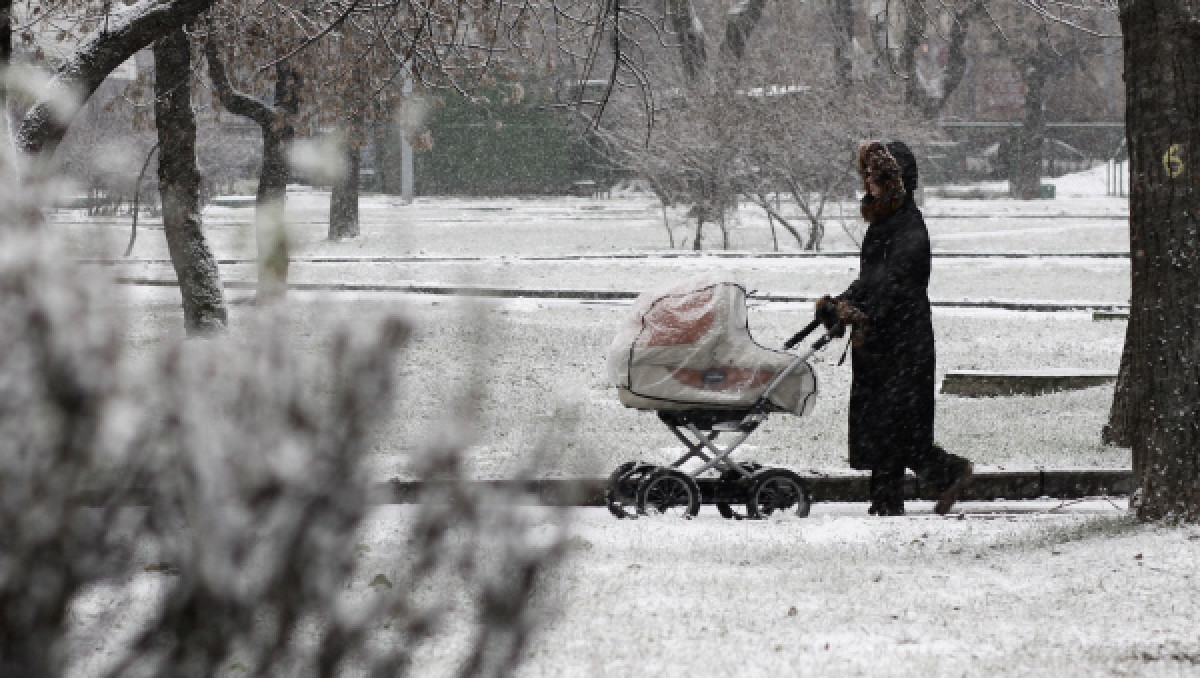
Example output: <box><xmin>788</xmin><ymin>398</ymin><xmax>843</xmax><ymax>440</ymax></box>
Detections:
<box><xmin>661</xmin><ymin>203</ymin><xmax>674</xmax><ymax>248</ymax></box>
<box><xmin>692</xmin><ymin>217</ymin><xmax>703</xmax><ymax>251</ymax></box>
<box><xmin>721</xmin><ymin>0</ymin><xmax>767</xmax><ymax>60</ymax></box>
<box><xmin>255</xmin><ymin>121</ymin><xmax>290</xmax><ymax>297</ymax></box>
<box><xmin>805</xmin><ymin>217</ymin><xmax>824</xmax><ymax>252</ymax></box>
<box><xmin>901</xmin><ymin>9</ymin><xmax>923</xmax><ymax>110</ymax></box>
<box><xmin>2</xmin><ymin>0</ymin><xmax>11</xmax><ymax>167</ymax></box>
<box><xmin>255</xmin><ymin>61</ymin><xmax>299</xmax><ymax>297</ymax></box>
<box><xmin>328</xmin><ymin>136</ymin><xmax>361</xmax><ymax>240</ymax></box>
<box><xmin>665</xmin><ymin>0</ymin><xmax>707</xmax><ymax>80</ymax></box>
<box><xmin>1102</xmin><ymin>326</ymin><xmax>1141</xmax><ymax>448</ymax></box>
<box><xmin>205</xmin><ymin>39</ymin><xmax>299</xmax><ymax>298</ymax></box>
<box><xmin>1</xmin><ymin>0</ymin><xmax>10</xmax><ymax>97</ymax></box>
<box><xmin>1010</xmin><ymin>59</ymin><xmax>1047</xmax><ymax>200</ymax></box>
<box><xmin>902</xmin><ymin>1</ymin><xmax>979</xmax><ymax>117</ymax></box>
<box><xmin>255</xmin><ymin>61</ymin><xmax>298</xmax><ymax>211</ymax></box>
<box><xmin>754</xmin><ymin>194</ymin><xmax>806</xmax><ymax>248</ymax></box>
<box><xmin>1116</xmin><ymin>0</ymin><xmax>1200</xmax><ymax>521</ymax></box>
<box><xmin>830</xmin><ymin>0</ymin><xmax>854</xmax><ymax>87</ymax></box>
<box><xmin>154</xmin><ymin>27</ymin><xmax>227</xmax><ymax>335</ymax></box>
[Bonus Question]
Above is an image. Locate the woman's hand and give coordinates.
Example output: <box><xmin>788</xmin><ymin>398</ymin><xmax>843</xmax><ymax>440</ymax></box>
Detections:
<box><xmin>836</xmin><ymin>300</ymin><xmax>868</xmax><ymax>327</ymax></box>
<box><xmin>835</xmin><ymin>300</ymin><xmax>869</xmax><ymax>347</ymax></box>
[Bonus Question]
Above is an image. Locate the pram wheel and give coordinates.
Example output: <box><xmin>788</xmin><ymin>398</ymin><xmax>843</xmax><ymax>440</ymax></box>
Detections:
<box><xmin>605</xmin><ymin>461</ymin><xmax>656</xmax><ymax>519</ymax></box>
<box><xmin>715</xmin><ymin>464</ymin><xmax>761</xmax><ymax>520</ymax></box>
<box><xmin>747</xmin><ymin>469</ymin><xmax>812</xmax><ymax>519</ymax></box>
<box><xmin>637</xmin><ymin>468</ymin><xmax>701</xmax><ymax>518</ymax></box>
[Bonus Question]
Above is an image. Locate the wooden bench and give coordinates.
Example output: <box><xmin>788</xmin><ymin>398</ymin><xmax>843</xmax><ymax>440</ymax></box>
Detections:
<box><xmin>210</xmin><ymin>195</ymin><xmax>256</xmax><ymax>208</ymax></box>
<box><xmin>940</xmin><ymin>369</ymin><xmax>1118</xmax><ymax>397</ymax></box>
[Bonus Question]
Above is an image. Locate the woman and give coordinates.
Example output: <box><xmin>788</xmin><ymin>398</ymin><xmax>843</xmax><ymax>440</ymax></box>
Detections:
<box><xmin>819</xmin><ymin>140</ymin><xmax>972</xmax><ymax>516</ymax></box>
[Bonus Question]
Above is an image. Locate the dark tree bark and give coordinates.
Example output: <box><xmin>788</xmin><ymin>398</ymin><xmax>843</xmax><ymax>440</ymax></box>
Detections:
<box><xmin>720</xmin><ymin>0</ymin><xmax>767</xmax><ymax>60</ymax></box>
<box><xmin>328</xmin><ymin>69</ymin><xmax>366</xmax><ymax>240</ymax></box>
<box><xmin>665</xmin><ymin>0</ymin><xmax>708</xmax><ymax>81</ymax></box>
<box><xmin>154</xmin><ymin>27</ymin><xmax>227</xmax><ymax>335</ymax></box>
<box><xmin>328</xmin><ymin>134</ymin><xmax>362</xmax><ymax>240</ymax></box>
<box><xmin>1009</xmin><ymin>57</ymin><xmax>1048</xmax><ymax>199</ymax></box>
<box><xmin>1</xmin><ymin>0</ymin><xmax>11</xmax><ymax>88</ymax></box>
<box><xmin>205</xmin><ymin>38</ymin><xmax>299</xmax><ymax>297</ymax></box>
<box><xmin>668</xmin><ymin>0</ymin><xmax>770</xmax><ymax>79</ymax></box>
<box><xmin>934</xmin><ymin>5</ymin><xmax>977</xmax><ymax>114</ymax></box>
<box><xmin>17</xmin><ymin>0</ymin><xmax>214</xmax><ymax>157</ymax></box>
<box><xmin>995</xmin><ymin>21</ymin><xmax>1064</xmax><ymax>200</ymax></box>
<box><xmin>1</xmin><ymin>0</ymin><xmax>9</xmax><ymax>150</ymax></box>
<box><xmin>1102</xmin><ymin>330</ymin><xmax>1142</xmax><ymax>448</ymax></box>
<box><xmin>900</xmin><ymin>6</ymin><xmax>922</xmax><ymax>109</ymax></box>
<box><xmin>830</xmin><ymin>0</ymin><xmax>854</xmax><ymax>87</ymax></box>
<box><xmin>1113</xmin><ymin>0</ymin><xmax>1200</xmax><ymax>521</ymax></box>
<box><xmin>900</xmin><ymin>1</ymin><xmax>979</xmax><ymax>117</ymax></box>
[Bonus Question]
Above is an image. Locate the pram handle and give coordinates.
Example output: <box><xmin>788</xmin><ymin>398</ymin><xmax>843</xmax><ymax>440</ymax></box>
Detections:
<box><xmin>783</xmin><ymin>319</ymin><xmax>820</xmax><ymax>350</ymax></box>
<box><xmin>783</xmin><ymin>318</ymin><xmax>845</xmax><ymax>351</ymax></box>
<box><xmin>759</xmin><ymin>318</ymin><xmax>844</xmax><ymax>410</ymax></box>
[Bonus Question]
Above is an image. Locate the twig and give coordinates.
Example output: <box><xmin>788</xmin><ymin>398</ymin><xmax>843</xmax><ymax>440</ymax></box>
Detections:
<box><xmin>124</xmin><ymin>141</ymin><xmax>159</xmax><ymax>258</ymax></box>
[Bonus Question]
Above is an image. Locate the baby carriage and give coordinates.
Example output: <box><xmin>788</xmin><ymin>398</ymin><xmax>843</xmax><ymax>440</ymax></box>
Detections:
<box><xmin>605</xmin><ymin>278</ymin><xmax>843</xmax><ymax>519</ymax></box>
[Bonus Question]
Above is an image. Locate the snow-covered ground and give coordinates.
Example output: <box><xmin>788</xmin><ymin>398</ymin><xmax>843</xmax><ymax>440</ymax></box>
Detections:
<box><xmin>69</xmin><ymin>503</ymin><xmax>1200</xmax><ymax>678</ymax></box>
<box><xmin>52</xmin><ymin>165</ymin><xmax>1200</xmax><ymax>678</ymax></box>
<box><xmin>514</xmin><ymin>504</ymin><xmax>1199</xmax><ymax>678</ymax></box>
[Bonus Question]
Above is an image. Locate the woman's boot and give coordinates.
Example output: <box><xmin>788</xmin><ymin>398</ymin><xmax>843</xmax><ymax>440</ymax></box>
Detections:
<box><xmin>868</xmin><ymin>465</ymin><xmax>905</xmax><ymax>516</ymax></box>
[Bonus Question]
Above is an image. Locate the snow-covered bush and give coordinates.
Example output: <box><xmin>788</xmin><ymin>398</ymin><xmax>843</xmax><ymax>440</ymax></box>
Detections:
<box><xmin>0</xmin><ymin>228</ymin><xmax>564</xmax><ymax>677</ymax></box>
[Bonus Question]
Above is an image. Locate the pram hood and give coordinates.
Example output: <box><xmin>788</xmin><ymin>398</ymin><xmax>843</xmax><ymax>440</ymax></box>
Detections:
<box><xmin>607</xmin><ymin>277</ymin><xmax>817</xmax><ymax>415</ymax></box>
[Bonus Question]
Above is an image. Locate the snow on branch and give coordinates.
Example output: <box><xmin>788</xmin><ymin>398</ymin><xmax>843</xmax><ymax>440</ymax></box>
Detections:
<box><xmin>16</xmin><ymin>0</ymin><xmax>215</xmax><ymax>157</ymax></box>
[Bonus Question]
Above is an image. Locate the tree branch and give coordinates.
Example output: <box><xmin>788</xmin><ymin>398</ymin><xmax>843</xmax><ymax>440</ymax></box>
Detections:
<box><xmin>204</xmin><ymin>36</ymin><xmax>276</xmax><ymax>127</ymax></box>
<box><xmin>17</xmin><ymin>0</ymin><xmax>216</xmax><ymax>157</ymax></box>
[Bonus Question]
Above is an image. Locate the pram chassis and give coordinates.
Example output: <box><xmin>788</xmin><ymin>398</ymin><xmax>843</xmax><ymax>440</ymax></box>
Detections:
<box><xmin>607</xmin><ymin>318</ymin><xmax>842</xmax><ymax>519</ymax></box>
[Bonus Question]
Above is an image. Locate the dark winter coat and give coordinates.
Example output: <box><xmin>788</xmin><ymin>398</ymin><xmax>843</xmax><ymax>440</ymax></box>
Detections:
<box><xmin>838</xmin><ymin>141</ymin><xmax>936</xmax><ymax>471</ymax></box>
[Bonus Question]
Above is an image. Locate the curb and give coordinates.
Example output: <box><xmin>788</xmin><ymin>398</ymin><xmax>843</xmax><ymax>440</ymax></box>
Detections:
<box><xmin>377</xmin><ymin>469</ymin><xmax>1132</xmax><ymax>506</ymax></box>
<box><xmin>940</xmin><ymin>370</ymin><xmax>1119</xmax><ymax>397</ymax></box>
<box><xmin>85</xmin><ymin>251</ymin><xmax>1131</xmax><ymax>265</ymax></box>
<box><xmin>115</xmin><ymin>278</ymin><xmax>1130</xmax><ymax>313</ymax></box>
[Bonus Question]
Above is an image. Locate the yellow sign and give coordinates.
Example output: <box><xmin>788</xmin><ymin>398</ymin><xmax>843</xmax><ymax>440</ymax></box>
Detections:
<box><xmin>1163</xmin><ymin>144</ymin><xmax>1185</xmax><ymax>178</ymax></box>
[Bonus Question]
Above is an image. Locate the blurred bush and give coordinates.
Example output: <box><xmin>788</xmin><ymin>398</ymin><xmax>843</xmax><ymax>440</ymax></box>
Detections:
<box><xmin>0</xmin><ymin>230</ymin><xmax>564</xmax><ymax>678</ymax></box>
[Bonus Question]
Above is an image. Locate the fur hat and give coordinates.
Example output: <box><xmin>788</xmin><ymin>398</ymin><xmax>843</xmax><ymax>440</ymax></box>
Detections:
<box><xmin>857</xmin><ymin>140</ymin><xmax>916</xmax><ymax>223</ymax></box>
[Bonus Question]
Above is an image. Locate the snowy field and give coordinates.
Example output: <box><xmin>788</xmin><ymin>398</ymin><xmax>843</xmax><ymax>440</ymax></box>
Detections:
<box><xmin>54</xmin><ymin>165</ymin><xmax>1200</xmax><ymax>678</ymax></box>
<box><xmin>59</xmin><ymin>164</ymin><xmax>1133</xmax><ymax>478</ymax></box>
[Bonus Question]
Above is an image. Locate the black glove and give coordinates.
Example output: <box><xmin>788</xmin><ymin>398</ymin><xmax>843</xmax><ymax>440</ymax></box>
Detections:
<box><xmin>814</xmin><ymin>295</ymin><xmax>839</xmax><ymax>329</ymax></box>
<box><xmin>814</xmin><ymin>296</ymin><xmax>845</xmax><ymax>338</ymax></box>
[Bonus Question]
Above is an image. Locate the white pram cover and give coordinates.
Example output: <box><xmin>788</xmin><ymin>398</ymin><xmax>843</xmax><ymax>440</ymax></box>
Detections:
<box><xmin>608</xmin><ymin>278</ymin><xmax>817</xmax><ymax>415</ymax></box>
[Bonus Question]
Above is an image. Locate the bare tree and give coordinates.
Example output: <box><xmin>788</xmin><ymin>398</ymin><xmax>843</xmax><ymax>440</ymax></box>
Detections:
<box><xmin>873</xmin><ymin>1</ymin><xmax>1112</xmax><ymax>197</ymax></box>
<box><xmin>870</xmin><ymin>0</ymin><xmax>982</xmax><ymax>118</ymax></box>
<box><xmin>990</xmin><ymin>11</ymin><xmax>1103</xmax><ymax>199</ymax></box>
<box><xmin>595</xmin><ymin>0</ymin><xmax>924</xmax><ymax>251</ymax></box>
<box><xmin>154</xmin><ymin>25</ymin><xmax>227</xmax><ymax>335</ymax></box>
<box><xmin>204</xmin><ymin>24</ymin><xmax>299</xmax><ymax>297</ymax></box>
<box><xmin>1110</xmin><ymin>0</ymin><xmax>1200</xmax><ymax>520</ymax></box>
